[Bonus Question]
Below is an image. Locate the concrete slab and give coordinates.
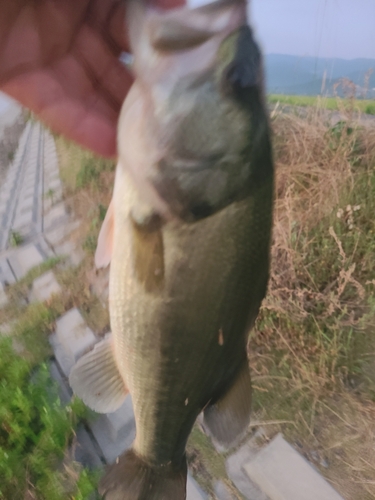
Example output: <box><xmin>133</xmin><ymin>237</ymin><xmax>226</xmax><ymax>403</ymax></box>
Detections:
<box><xmin>51</xmin><ymin>308</ymin><xmax>97</xmax><ymax>376</ymax></box>
<box><xmin>7</xmin><ymin>244</ymin><xmax>44</xmax><ymax>280</ymax></box>
<box><xmin>71</xmin><ymin>425</ymin><xmax>104</xmax><ymax>469</ymax></box>
<box><xmin>54</xmin><ymin>240</ymin><xmax>84</xmax><ymax>266</ymax></box>
<box><xmin>0</xmin><ymin>257</ymin><xmax>16</xmax><ymax>285</ymax></box>
<box><xmin>45</xmin><ymin>178</ymin><xmax>62</xmax><ymax>192</ymax></box>
<box><xmin>13</xmin><ymin>210</ymin><xmax>33</xmax><ymax>230</ymax></box>
<box><xmin>44</xmin><ymin>219</ymin><xmax>81</xmax><ymax>247</ymax></box>
<box><xmin>0</xmin><ymin>196</ymin><xmax>8</xmax><ymax>208</ymax></box>
<box><xmin>49</xmin><ymin>360</ymin><xmax>72</xmax><ymax>405</ymax></box>
<box><xmin>187</xmin><ymin>475</ymin><xmax>207</xmax><ymax>500</ymax></box>
<box><xmin>244</xmin><ymin>434</ymin><xmax>344</xmax><ymax>500</ymax></box>
<box><xmin>30</xmin><ymin>270</ymin><xmax>62</xmax><ymax>302</ymax></box>
<box><xmin>226</xmin><ymin>431</ymin><xmax>270</xmax><ymax>500</ymax></box>
<box><xmin>43</xmin><ymin>202</ymin><xmax>68</xmax><ymax>229</ymax></box>
<box><xmin>19</xmin><ymin>199</ymin><xmax>34</xmax><ymax>215</ymax></box>
<box><xmin>43</xmin><ymin>188</ymin><xmax>63</xmax><ymax>212</ymax></box>
<box><xmin>214</xmin><ymin>480</ymin><xmax>239</xmax><ymax>500</ymax></box>
<box><xmin>89</xmin><ymin>397</ymin><xmax>136</xmax><ymax>464</ymax></box>
<box><xmin>49</xmin><ymin>333</ymin><xmax>64</xmax><ymax>372</ymax></box>
<box><xmin>34</xmin><ymin>238</ymin><xmax>55</xmax><ymax>260</ymax></box>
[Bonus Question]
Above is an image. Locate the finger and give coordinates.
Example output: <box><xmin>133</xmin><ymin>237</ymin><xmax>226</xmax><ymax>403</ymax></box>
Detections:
<box><xmin>73</xmin><ymin>24</ymin><xmax>131</xmax><ymax>108</ymax></box>
<box><xmin>86</xmin><ymin>0</ymin><xmax>130</xmax><ymax>52</ymax></box>
<box><xmin>152</xmin><ymin>0</ymin><xmax>186</xmax><ymax>7</ymax></box>
<box><xmin>3</xmin><ymin>64</ymin><xmax>125</xmax><ymax>157</ymax></box>
<box><xmin>109</xmin><ymin>0</ymin><xmax>187</xmax><ymax>50</ymax></box>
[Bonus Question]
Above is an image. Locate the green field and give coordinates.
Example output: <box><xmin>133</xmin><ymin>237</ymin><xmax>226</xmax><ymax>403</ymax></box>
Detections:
<box><xmin>268</xmin><ymin>94</ymin><xmax>375</xmax><ymax>115</ymax></box>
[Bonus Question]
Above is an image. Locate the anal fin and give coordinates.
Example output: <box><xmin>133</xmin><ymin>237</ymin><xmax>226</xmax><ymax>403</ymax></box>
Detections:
<box><xmin>203</xmin><ymin>361</ymin><xmax>252</xmax><ymax>449</ymax></box>
<box><xmin>69</xmin><ymin>335</ymin><xmax>128</xmax><ymax>414</ymax></box>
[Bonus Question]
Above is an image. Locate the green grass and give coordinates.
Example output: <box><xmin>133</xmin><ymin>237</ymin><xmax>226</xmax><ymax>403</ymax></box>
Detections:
<box><xmin>0</xmin><ymin>259</ymin><xmax>104</xmax><ymax>499</ymax></box>
<box><xmin>0</xmin><ymin>336</ymin><xmax>99</xmax><ymax>500</ymax></box>
<box><xmin>187</xmin><ymin>426</ymin><xmax>227</xmax><ymax>494</ymax></box>
<box><xmin>268</xmin><ymin>94</ymin><xmax>375</xmax><ymax>115</ymax></box>
<box><xmin>9</xmin><ymin>230</ymin><xmax>23</xmax><ymax>247</ymax></box>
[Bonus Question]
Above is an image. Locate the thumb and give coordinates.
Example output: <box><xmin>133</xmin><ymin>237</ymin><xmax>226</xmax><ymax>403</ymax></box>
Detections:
<box><xmin>150</xmin><ymin>0</ymin><xmax>186</xmax><ymax>8</ymax></box>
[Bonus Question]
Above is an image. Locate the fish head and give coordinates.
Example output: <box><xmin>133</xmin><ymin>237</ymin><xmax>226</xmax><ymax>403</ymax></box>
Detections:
<box><xmin>119</xmin><ymin>0</ymin><xmax>271</xmax><ymax>221</ymax></box>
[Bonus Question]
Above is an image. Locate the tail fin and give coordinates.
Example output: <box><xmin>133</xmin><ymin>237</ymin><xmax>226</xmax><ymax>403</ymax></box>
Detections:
<box><xmin>99</xmin><ymin>449</ymin><xmax>187</xmax><ymax>500</ymax></box>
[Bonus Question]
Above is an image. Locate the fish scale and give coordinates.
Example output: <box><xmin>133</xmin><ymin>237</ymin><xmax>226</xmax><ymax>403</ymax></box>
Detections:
<box><xmin>108</xmin><ymin>170</ymin><xmax>272</xmax><ymax>466</ymax></box>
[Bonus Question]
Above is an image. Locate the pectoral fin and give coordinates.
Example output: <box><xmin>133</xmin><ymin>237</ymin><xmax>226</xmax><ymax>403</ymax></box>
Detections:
<box><xmin>203</xmin><ymin>361</ymin><xmax>252</xmax><ymax>449</ymax></box>
<box><xmin>95</xmin><ymin>200</ymin><xmax>115</xmax><ymax>269</ymax></box>
<box><xmin>130</xmin><ymin>206</ymin><xmax>164</xmax><ymax>293</ymax></box>
<box><xmin>69</xmin><ymin>335</ymin><xmax>128</xmax><ymax>414</ymax></box>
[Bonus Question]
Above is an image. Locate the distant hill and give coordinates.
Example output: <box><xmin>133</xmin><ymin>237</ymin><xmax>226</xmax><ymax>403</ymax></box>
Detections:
<box><xmin>264</xmin><ymin>54</ymin><xmax>375</xmax><ymax>98</ymax></box>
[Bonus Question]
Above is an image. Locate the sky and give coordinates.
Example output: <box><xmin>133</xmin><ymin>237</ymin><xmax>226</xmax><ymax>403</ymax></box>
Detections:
<box><xmin>0</xmin><ymin>93</ymin><xmax>15</xmax><ymax>115</ymax></box>
<box><xmin>189</xmin><ymin>0</ymin><xmax>375</xmax><ymax>60</ymax></box>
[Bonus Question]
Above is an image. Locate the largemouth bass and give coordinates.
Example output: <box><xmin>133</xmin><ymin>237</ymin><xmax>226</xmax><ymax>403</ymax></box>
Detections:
<box><xmin>69</xmin><ymin>0</ymin><xmax>274</xmax><ymax>498</ymax></box>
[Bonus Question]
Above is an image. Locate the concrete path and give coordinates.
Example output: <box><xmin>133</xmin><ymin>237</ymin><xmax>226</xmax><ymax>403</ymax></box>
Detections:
<box><xmin>0</xmin><ymin>118</ymin><xmax>80</xmax><ymax>287</ymax></box>
<box><xmin>0</xmin><ymin>121</ymin><xmax>63</xmax><ymax>252</ymax></box>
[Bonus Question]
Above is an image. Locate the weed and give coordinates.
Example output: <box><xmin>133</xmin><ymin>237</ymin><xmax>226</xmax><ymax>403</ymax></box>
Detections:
<box><xmin>365</xmin><ymin>103</ymin><xmax>375</xmax><ymax>115</ymax></box>
<box><xmin>45</xmin><ymin>188</ymin><xmax>55</xmax><ymax>204</ymax></box>
<box><xmin>187</xmin><ymin>426</ymin><xmax>227</xmax><ymax>493</ymax></box>
<box><xmin>55</xmin><ymin>263</ymin><xmax>109</xmax><ymax>336</ymax></box>
<box><xmin>0</xmin><ymin>336</ymin><xmax>98</xmax><ymax>500</ymax></box>
<box><xmin>83</xmin><ymin>234</ymin><xmax>97</xmax><ymax>254</ymax></box>
<box><xmin>76</xmin><ymin>157</ymin><xmax>115</xmax><ymax>190</ymax></box>
<box><xmin>9</xmin><ymin>230</ymin><xmax>23</xmax><ymax>247</ymax></box>
<box><xmin>0</xmin><ymin>258</ymin><xmax>62</xmax><ymax>324</ymax></box>
<box><xmin>76</xmin><ymin>157</ymin><xmax>100</xmax><ymax>189</ymax></box>
<box><xmin>98</xmin><ymin>204</ymin><xmax>107</xmax><ymax>222</ymax></box>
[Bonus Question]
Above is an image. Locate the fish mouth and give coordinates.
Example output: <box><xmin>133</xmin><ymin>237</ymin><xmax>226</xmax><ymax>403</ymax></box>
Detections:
<box><xmin>160</xmin><ymin>152</ymin><xmax>224</xmax><ymax>173</ymax></box>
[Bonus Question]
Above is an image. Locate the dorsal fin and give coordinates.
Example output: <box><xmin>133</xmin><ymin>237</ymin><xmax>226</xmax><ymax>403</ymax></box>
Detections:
<box><xmin>95</xmin><ymin>199</ymin><xmax>115</xmax><ymax>269</ymax></box>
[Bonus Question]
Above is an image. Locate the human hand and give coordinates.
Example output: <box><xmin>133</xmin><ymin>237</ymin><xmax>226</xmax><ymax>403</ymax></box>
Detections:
<box><xmin>0</xmin><ymin>0</ymin><xmax>185</xmax><ymax>157</ymax></box>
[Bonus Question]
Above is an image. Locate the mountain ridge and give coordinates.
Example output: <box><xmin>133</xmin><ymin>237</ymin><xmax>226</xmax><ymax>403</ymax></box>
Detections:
<box><xmin>264</xmin><ymin>54</ymin><xmax>375</xmax><ymax>97</ymax></box>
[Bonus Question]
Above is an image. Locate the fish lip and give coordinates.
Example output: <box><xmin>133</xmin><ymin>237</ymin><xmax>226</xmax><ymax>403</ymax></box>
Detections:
<box><xmin>160</xmin><ymin>153</ymin><xmax>224</xmax><ymax>173</ymax></box>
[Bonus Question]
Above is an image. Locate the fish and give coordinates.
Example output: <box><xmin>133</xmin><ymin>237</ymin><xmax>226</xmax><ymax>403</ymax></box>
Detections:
<box><xmin>69</xmin><ymin>0</ymin><xmax>274</xmax><ymax>499</ymax></box>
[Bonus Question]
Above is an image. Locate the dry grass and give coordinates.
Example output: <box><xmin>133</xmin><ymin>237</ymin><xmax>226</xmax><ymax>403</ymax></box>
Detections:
<box><xmin>249</xmin><ymin>107</ymin><xmax>375</xmax><ymax>499</ymax></box>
